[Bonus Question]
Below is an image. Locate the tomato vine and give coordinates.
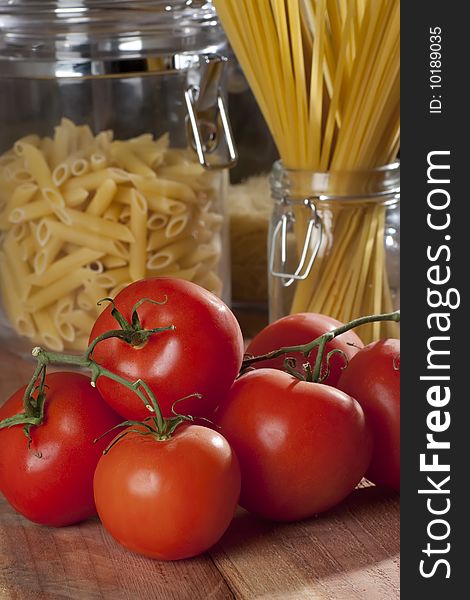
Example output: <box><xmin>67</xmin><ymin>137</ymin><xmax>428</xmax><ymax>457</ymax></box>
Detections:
<box><xmin>0</xmin><ymin>303</ymin><xmax>400</xmax><ymax>444</ymax></box>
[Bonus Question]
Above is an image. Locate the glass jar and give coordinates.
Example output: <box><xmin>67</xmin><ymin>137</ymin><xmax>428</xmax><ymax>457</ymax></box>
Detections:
<box><xmin>0</xmin><ymin>0</ymin><xmax>237</xmax><ymax>355</ymax></box>
<box><xmin>268</xmin><ymin>161</ymin><xmax>400</xmax><ymax>344</ymax></box>
<box><xmin>225</xmin><ymin>53</ymin><xmax>277</xmax><ymax>337</ymax></box>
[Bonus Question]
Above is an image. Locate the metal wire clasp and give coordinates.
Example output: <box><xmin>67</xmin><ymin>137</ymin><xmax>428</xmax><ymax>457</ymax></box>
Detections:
<box><xmin>185</xmin><ymin>54</ymin><xmax>238</xmax><ymax>170</ymax></box>
<box><xmin>269</xmin><ymin>196</ymin><xmax>323</xmax><ymax>287</ymax></box>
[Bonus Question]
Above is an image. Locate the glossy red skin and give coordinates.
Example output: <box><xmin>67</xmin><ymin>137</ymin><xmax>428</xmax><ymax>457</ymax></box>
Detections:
<box><xmin>0</xmin><ymin>372</ymin><xmax>122</xmax><ymax>527</ymax></box>
<box><xmin>246</xmin><ymin>313</ymin><xmax>364</xmax><ymax>386</ymax></box>
<box><xmin>93</xmin><ymin>424</ymin><xmax>241</xmax><ymax>560</ymax></box>
<box><xmin>89</xmin><ymin>278</ymin><xmax>244</xmax><ymax>420</ymax></box>
<box><xmin>214</xmin><ymin>369</ymin><xmax>372</xmax><ymax>522</ymax></box>
<box><xmin>337</xmin><ymin>339</ymin><xmax>400</xmax><ymax>491</ymax></box>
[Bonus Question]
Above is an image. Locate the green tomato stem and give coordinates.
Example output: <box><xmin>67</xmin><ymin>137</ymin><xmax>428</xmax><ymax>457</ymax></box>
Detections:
<box><xmin>242</xmin><ymin>310</ymin><xmax>401</xmax><ymax>382</ymax></box>
<box><xmin>0</xmin><ymin>327</ymin><xmax>170</xmax><ymax>436</ymax></box>
<box><xmin>0</xmin><ymin>294</ymin><xmax>178</xmax><ymax>440</ymax></box>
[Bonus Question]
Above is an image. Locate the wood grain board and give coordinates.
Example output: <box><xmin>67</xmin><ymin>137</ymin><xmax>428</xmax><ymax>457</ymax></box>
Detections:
<box><xmin>0</xmin><ymin>349</ymin><xmax>399</xmax><ymax>599</ymax></box>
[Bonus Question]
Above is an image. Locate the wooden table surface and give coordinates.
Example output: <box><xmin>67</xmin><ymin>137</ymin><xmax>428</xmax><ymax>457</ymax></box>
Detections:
<box><xmin>0</xmin><ymin>349</ymin><xmax>399</xmax><ymax>600</ymax></box>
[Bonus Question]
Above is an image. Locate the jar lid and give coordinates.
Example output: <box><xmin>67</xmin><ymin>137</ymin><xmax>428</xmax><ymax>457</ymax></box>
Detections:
<box><xmin>0</xmin><ymin>0</ymin><xmax>225</xmax><ymax>78</ymax></box>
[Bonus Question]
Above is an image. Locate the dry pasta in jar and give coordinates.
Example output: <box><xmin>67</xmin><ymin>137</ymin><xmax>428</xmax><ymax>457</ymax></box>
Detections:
<box><xmin>228</xmin><ymin>174</ymin><xmax>271</xmax><ymax>304</ymax></box>
<box><xmin>0</xmin><ymin>118</ymin><xmax>228</xmax><ymax>353</ymax></box>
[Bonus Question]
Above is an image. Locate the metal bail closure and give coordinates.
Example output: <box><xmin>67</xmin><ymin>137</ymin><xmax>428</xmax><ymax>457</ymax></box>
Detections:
<box><xmin>185</xmin><ymin>54</ymin><xmax>238</xmax><ymax>170</ymax></box>
<box><xmin>269</xmin><ymin>197</ymin><xmax>323</xmax><ymax>288</ymax></box>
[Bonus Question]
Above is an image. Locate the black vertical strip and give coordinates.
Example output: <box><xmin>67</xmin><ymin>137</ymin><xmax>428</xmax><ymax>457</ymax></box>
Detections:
<box><xmin>401</xmin><ymin>2</ymin><xmax>466</xmax><ymax>598</ymax></box>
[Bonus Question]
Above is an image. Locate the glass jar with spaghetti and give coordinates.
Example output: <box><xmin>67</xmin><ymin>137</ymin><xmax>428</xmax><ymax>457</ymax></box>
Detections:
<box><xmin>268</xmin><ymin>161</ymin><xmax>400</xmax><ymax>344</ymax></box>
<box><xmin>0</xmin><ymin>0</ymin><xmax>237</xmax><ymax>355</ymax></box>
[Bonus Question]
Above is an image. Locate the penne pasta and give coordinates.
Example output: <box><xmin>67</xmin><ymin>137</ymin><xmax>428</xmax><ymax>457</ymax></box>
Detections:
<box><xmin>86</xmin><ymin>260</ymin><xmax>104</xmax><ymax>275</ymax></box>
<box><xmin>179</xmin><ymin>243</ymin><xmax>219</xmax><ymax>269</ymax></box>
<box><xmin>118</xmin><ymin>205</ymin><xmax>131</xmax><ymax>224</ymax></box>
<box><xmin>82</xmin><ymin>279</ymin><xmax>109</xmax><ymax>314</ymax></box>
<box><xmin>56</xmin><ymin>318</ymin><xmax>76</xmax><ymax>343</ymax></box>
<box><xmin>42</xmin><ymin>187</ymin><xmax>65</xmax><ymax>208</ymax></box>
<box><xmin>131</xmin><ymin>175</ymin><xmax>198</xmax><ymax>203</ymax></box>
<box><xmin>116</xmin><ymin>186</ymin><xmax>184</xmax><ymax>215</ymax></box>
<box><xmin>90</xmin><ymin>152</ymin><xmax>107</xmax><ymax>171</ymax></box>
<box><xmin>42</xmin><ymin>219</ymin><xmax>127</xmax><ymax>257</ymax></box>
<box><xmin>39</xmin><ymin>137</ymin><xmax>54</xmax><ymax>165</ymax></box>
<box><xmin>51</xmin><ymin>122</ymin><xmax>71</xmax><ymax>167</ymax></box>
<box><xmin>64</xmin><ymin>335</ymin><xmax>92</xmax><ymax>352</ymax></box>
<box><xmin>0</xmin><ymin>183</ymin><xmax>39</xmax><ymax>222</ymax></box>
<box><xmin>0</xmin><ymin>252</ymin><xmax>36</xmax><ymax>338</ymax></box>
<box><xmin>63</xmin><ymin>187</ymin><xmax>89</xmax><ymax>207</ymax></box>
<box><xmin>62</xmin><ymin>207</ymin><xmax>136</xmax><ymax>243</ymax></box>
<box><xmin>165</xmin><ymin>213</ymin><xmax>190</xmax><ymax>238</ymax></box>
<box><xmin>10</xmin><ymin>222</ymin><xmax>28</xmax><ymax>242</ymax></box>
<box><xmin>194</xmin><ymin>270</ymin><xmax>223</xmax><ymax>296</ymax></box>
<box><xmin>0</xmin><ymin>250</ymin><xmax>19</xmax><ymax>308</ymax></box>
<box><xmin>111</xmin><ymin>141</ymin><xmax>157</xmax><ymax>178</ymax></box>
<box><xmin>9</xmin><ymin>199</ymin><xmax>53</xmax><ymax>223</ymax></box>
<box><xmin>4</xmin><ymin>158</ymin><xmax>26</xmax><ymax>179</ymax></box>
<box><xmin>34</xmin><ymin>308</ymin><xmax>64</xmax><ymax>351</ymax></box>
<box><xmin>147</xmin><ymin>212</ymin><xmax>169</xmax><ymax>231</ymax></box>
<box><xmin>33</xmin><ymin>237</ymin><xmax>63</xmax><ymax>275</ymax></box>
<box><xmin>146</xmin><ymin>236</ymin><xmax>197</xmax><ymax>271</ymax></box>
<box><xmin>26</xmin><ymin>267</ymin><xmax>91</xmax><ymax>311</ymax></box>
<box><xmin>95</xmin><ymin>130</ymin><xmax>113</xmax><ymax>151</ymax></box>
<box><xmin>94</xmin><ymin>266</ymin><xmax>130</xmax><ymax>289</ymax></box>
<box><xmin>102</xmin><ymin>255</ymin><xmax>127</xmax><ymax>269</ymax></box>
<box><xmin>146</xmin><ymin>196</ymin><xmax>187</xmax><ymax>216</ymax></box>
<box><xmin>70</xmin><ymin>158</ymin><xmax>90</xmax><ymax>177</ymax></box>
<box><xmin>103</xmin><ymin>203</ymin><xmax>122</xmax><ymax>222</ymax></box>
<box><xmin>17</xmin><ymin>143</ymin><xmax>65</xmax><ymax>204</ymax></box>
<box><xmin>14</xmin><ymin>134</ymin><xmax>40</xmax><ymax>151</ymax></box>
<box><xmin>147</xmin><ymin>227</ymin><xmax>191</xmax><ymax>252</ymax></box>
<box><xmin>61</xmin><ymin>167</ymin><xmax>129</xmax><ymax>192</ymax></box>
<box><xmin>20</xmin><ymin>234</ymin><xmax>36</xmax><ymax>261</ymax></box>
<box><xmin>129</xmin><ymin>189</ymin><xmax>147</xmax><ymax>280</ymax></box>
<box><xmin>52</xmin><ymin>163</ymin><xmax>70</xmax><ymax>187</ymax></box>
<box><xmin>67</xmin><ymin>309</ymin><xmax>96</xmax><ymax>335</ymax></box>
<box><xmin>10</xmin><ymin>168</ymin><xmax>34</xmax><ymax>184</ymax></box>
<box><xmin>86</xmin><ymin>179</ymin><xmax>117</xmax><ymax>216</ymax></box>
<box><xmin>0</xmin><ymin>153</ymin><xmax>16</xmax><ymax>167</ymax></box>
<box><xmin>53</xmin><ymin>294</ymin><xmax>75</xmax><ymax>319</ymax></box>
<box><xmin>3</xmin><ymin>235</ymin><xmax>32</xmax><ymax>300</ymax></box>
<box><xmin>77</xmin><ymin>124</ymin><xmax>95</xmax><ymax>150</ymax></box>
<box><xmin>0</xmin><ymin>120</ymin><xmax>226</xmax><ymax>352</ymax></box>
<box><xmin>27</xmin><ymin>248</ymin><xmax>104</xmax><ymax>287</ymax></box>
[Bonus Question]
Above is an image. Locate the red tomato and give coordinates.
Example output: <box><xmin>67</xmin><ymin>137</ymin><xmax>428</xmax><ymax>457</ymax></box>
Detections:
<box><xmin>0</xmin><ymin>372</ymin><xmax>121</xmax><ymax>527</ymax></box>
<box><xmin>337</xmin><ymin>339</ymin><xmax>400</xmax><ymax>491</ymax></box>
<box><xmin>214</xmin><ymin>369</ymin><xmax>372</xmax><ymax>522</ymax></box>
<box><xmin>246</xmin><ymin>313</ymin><xmax>364</xmax><ymax>386</ymax></box>
<box><xmin>89</xmin><ymin>278</ymin><xmax>244</xmax><ymax>420</ymax></box>
<box><xmin>93</xmin><ymin>424</ymin><xmax>240</xmax><ymax>560</ymax></box>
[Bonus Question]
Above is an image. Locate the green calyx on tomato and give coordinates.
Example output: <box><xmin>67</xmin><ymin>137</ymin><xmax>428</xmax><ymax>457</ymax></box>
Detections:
<box><xmin>0</xmin><ymin>372</ymin><xmax>122</xmax><ymax>526</ymax></box>
<box><xmin>0</xmin><ymin>295</ymin><xmax>177</xmax><ymax>438</ymax></box>
<box><xmin>0</xmin><ymin>344</ymin><xmax>170</xmax><ymax>439</ymax></box>
<box><xmin>0</xmin><ymin>278</ymin><xmax>245</xmax><ymax>442</ymax></box>
<box><xmin>88</xmin><ymin>278</ymin><xmax>245</xmax><ymax>420</ymax></box>
<box><xmin>93</xmin><ymin>423</ymin><xmax>241</xmax><ymax>560</ymax></box>
<box><xmin>0</xmin><ymin>296</ymin><xmax>400</xmax><ymax>440</ymax></box>
<box><xmin>89</xmin><ymin>296</ymin><xmax>175</xmax><ymax>350</ymax></box>
<box><xmin>95</xmin><ymin>391</ymin><xmax>206</xmax><ymax>454</ymax></box>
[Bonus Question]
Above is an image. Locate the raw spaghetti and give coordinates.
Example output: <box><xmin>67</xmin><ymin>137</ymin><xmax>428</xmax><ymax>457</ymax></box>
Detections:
<box><xmin>214</xmin><ymin>0</ymin><xmax>400</xmax><ymax>342</ymax></box>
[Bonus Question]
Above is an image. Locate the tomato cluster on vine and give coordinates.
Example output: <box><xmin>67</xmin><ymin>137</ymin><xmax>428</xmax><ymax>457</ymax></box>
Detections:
<box><xmin>0</xmin><ymin>277</ymin><xmax>400</xmax><ymax>561</ymax></box>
